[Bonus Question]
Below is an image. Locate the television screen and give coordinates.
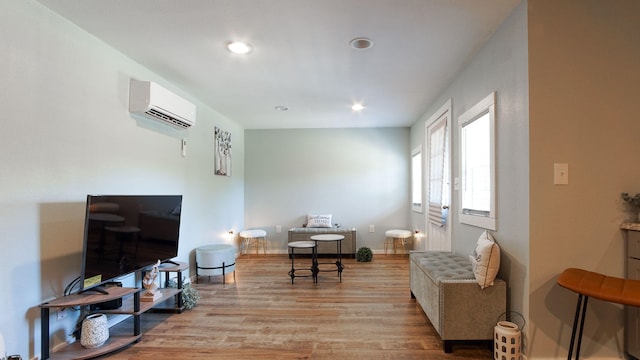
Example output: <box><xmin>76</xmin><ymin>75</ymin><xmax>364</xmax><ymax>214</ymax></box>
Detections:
<box><xmin>80</xmin><ymin>194</ymin><xmax>182</xmax><ymax>291</ymax></box>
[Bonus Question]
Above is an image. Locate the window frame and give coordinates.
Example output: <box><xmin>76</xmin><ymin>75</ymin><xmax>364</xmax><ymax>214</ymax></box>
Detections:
<box><xmin>458</xmin><ymin>92</ymin><xmax>496</xmax><ymax>230</ymax></box>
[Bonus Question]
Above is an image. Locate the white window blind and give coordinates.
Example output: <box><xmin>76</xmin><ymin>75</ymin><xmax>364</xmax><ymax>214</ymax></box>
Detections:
<box><xmin>427</xmin><ymin>119</ymin><xmax>448</xmax><ymax>226</ymax></box>
<box><xmin>411</xmin><ymin>147</ymin><xmax>422</xmax><ymax>212</ymax></box>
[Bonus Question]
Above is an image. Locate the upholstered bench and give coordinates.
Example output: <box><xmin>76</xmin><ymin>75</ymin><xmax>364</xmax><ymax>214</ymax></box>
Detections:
<box><xmin>409</xmin><ymin>251</ymin><xmax>506</xmax><ymax>352</ymax></box>
<box><xmin>288</xmin><ymin>227</ymin><xmax>356</xmax><ymax>257</ymax></box>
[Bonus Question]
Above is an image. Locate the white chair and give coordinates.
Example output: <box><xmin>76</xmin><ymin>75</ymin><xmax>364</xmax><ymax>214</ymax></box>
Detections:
<box><xmin>239</xmin><ymin>229</ymin><xmax>267</xmax><ymax>255</ymax></box>
<box><xmin>384</xmin><ymin>229</ymin><xmax>413</xmax><ymax>254</ymax></box>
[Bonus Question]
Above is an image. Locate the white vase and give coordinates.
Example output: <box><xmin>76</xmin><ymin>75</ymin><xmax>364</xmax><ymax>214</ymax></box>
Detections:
<box><xmin>81</xmin><ymin>313</ymin><xmax>109</xmax><ymax>348</ymax></box>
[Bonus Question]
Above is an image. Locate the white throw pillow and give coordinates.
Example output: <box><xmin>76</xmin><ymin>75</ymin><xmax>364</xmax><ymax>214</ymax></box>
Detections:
<box><xmin>307</xmin><ymin>214</ymin><xmax>332</xmax><ymax>228</ymax></box>
<box><xmin>469</xmin><ymin>231</ymin><xmax>500</xmax><ymax>289</ymax></box>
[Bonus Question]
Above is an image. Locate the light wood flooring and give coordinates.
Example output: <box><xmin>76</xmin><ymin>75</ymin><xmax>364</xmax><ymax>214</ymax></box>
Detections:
<box><xmin>105</xmin><ymin>255</ymin><xmax>493</xmax><ymax>359</ymax></box>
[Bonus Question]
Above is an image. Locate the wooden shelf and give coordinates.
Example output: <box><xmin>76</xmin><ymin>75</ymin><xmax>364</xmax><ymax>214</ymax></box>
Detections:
<box><xmin>157</xmin><ymin>261</ymin><xmax>188</xmax><ymax>273</ymax></box>
<box><xmin>40</xmin><ymin>287</ymin><xmax>141</xmax><ymax>309</ymax></box>
<box><xmin>103</xmin><ymin>288</ymin><xmax>181</xmax><ymax>315</ymax></box>
<box><xmin>41</xmin><ymin>262</ymin><xmax>188</xmax><ymax>359</ymax></box>
<box><xmin>147</xmin><ymin>260</ymin><xmax>188</xmax><ymax>313</ymax></box>
<box><xmin>40</xmin><ymin>286</ymin><xmax>179</xmax><ymax>359</ymax></box>
<box><xmin>47</xmin><ymin>334</ymin><xmax>141</xmax><ymax>360</ymax></box>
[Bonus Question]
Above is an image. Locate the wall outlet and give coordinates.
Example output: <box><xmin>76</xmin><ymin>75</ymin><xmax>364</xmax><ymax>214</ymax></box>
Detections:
<box><xmin>276</xmin><ymin>225</ymin><xmax>281</xmax><ymax>233</ymax></box>
<box><xmin>369</xmin><ymin>225</ymin><xmax>375</xmax><ymax>233</ymax></box>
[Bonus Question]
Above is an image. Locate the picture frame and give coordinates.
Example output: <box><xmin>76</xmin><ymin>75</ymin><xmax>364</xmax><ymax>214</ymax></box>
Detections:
<box><xmin>214</xmin><ymin>126</ymin><xmax>232</xmax><ymax>176</ymax></box>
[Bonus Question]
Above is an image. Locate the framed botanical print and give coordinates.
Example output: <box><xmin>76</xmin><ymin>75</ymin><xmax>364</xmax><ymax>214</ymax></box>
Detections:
<box><xmin>214</xmin><ymin>126</ymin><xmax>232</xmax><ymax>176</ymax></box>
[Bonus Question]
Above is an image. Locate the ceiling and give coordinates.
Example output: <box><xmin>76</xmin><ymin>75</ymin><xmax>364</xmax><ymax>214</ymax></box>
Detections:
<box><xmin>36</xmin><ymin>0</ymin><xmax>521</xmax><ymax>129</ymax></box>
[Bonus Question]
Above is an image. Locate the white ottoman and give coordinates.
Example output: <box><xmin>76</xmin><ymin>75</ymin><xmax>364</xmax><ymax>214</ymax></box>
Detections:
<box><xmin>195</xmin><ymin>244</ymin><xmax>236</xmax><ymax>284</ymax></box>
<box><xmin>385</xmin><ymin>229</ymin><xmax>413</xmax><ymax>254</ymax></box>
<box><xmin>239</xmin><ymin>229</ymin><xmax>267</xmax><ymax>255</ymax></box>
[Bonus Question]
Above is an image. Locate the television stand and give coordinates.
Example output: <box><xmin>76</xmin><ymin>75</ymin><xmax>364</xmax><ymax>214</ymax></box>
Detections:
<box><xmin>40</xmin><ymin>285</ymin><xmax>181</xmax><ymax>359</ymax></box>
<box><xmin>78</xmin><ymin>286</ymin><xmax>109</xmax><ymax>295</ymax></box>
<box><xmin>146</xmin><ymin>261</ymin><xmax>188</xmax><ymax>313</ymax></box>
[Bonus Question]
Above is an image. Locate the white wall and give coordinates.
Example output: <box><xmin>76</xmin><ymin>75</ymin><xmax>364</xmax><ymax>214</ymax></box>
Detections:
<box><xmin>410</xmin><ymin>0</ymin><xmax>529</xmax><ymax>348</ymax></box>
<box><xmin>0</xmin><ymin>1</ymin><xmax>245</xmax><ymax>358</ymax></box>
<box><xmin>244</xmin><ymin>128</ymin><xmax>410</xmax><ymax>253</ymax></box>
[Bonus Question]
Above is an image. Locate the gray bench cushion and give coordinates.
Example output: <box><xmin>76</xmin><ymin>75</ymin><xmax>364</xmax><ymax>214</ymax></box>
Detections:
<box><xmin>413</xmin><ymin>251</ymin><xmax>474</xmax><ymax>283</ymax></box>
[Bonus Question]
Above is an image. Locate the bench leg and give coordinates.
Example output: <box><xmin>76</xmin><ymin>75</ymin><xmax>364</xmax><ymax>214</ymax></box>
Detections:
<box><xmin>443</xmin><ymin>340</ymin><xmax>452</xmax><ymax>353</ymax></box>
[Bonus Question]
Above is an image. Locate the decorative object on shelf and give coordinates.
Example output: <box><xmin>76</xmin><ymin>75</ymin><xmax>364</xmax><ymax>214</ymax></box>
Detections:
<box><xmin>142</xmin><ymin>259</ymin><xmax>162</xmax><ymax>302</ymax></box>
<box><xmin>356</xmin><ymin>247</ymin><xmax>373</xmax><ymax>262</ymax></box>
<box><xmin>80</xmin><ymin>313</ymin><xmax>109</xmax><ymax>348</ymax></box>
<box><xmin>622</xmin><ymin>192</ymin><xmax>640</xmax><ymax>221</ymax></box>
<box><xmin>214</xmin><ymin>126</ymin><xmax>232</xmax><ymax>176</ymax></box>
<box><xmin>168</xmin><ymin>277</ymin><xmax>200</xmax><ymax>310</ymax></box>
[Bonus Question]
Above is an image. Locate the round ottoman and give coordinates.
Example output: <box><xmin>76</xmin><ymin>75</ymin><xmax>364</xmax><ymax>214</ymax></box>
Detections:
<box><xmin>239</xmin><ymin>229</ymin><xmax>267</xmax><ymax>255</ymax></box>
<box><xmin>195</xmin><ymin>244</ymin><xmax>236</xmax><ymax>284</ymax></box>
<box><xmin>384</xmin><ymin>229</ymin><xmax>413</xmax><ymax>254</ymax></box>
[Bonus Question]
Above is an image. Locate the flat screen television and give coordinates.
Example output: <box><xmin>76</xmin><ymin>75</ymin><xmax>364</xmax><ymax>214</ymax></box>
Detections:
<box><xmin>80</xmin><ymin>194</ymin><xmax>182</xmax><ymax>292</ymax></box>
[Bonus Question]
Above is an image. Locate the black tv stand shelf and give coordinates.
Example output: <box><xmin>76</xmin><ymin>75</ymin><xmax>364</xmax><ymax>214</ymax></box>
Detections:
<box><xmin>40</xmin><ymin>286</ymin><xmax>181</xmax><ymax>359</ymax></box>
<box><xmin>141</xmin><ymin>261</ymin><xmax>188</xmax><ymax>313</ymax></box>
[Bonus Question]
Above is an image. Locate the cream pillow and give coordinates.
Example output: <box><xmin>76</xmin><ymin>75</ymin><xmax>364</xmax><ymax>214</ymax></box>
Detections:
<box><xmin>469</xmin><ymin>231</ymin><xmax>500</xmax><ymax>289</ymax></box>
<box><xmin>307</xmin><ymin>214</ymin><xmax>332</xmax><ymax>228</ymax></box>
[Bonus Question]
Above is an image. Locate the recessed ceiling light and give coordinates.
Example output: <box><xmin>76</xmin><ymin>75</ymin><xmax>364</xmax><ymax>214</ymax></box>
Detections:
<box><xmin>349</xmin><ymin>37</ymin><xmax>373</xmax><ymax>50</ymax></box>
<box><xmin>352</xmin><ymin>103</ymin><xmax>365</xmax><ymax>112</ymax></box>
<box><xmin>226</xmin><ymin>41</ymin><xmax>252</xmax><ymax>55</ymax></box>
<box><xmin>275</xmin><ymin>105</ymin><xmax>289</xmax><ymax>111</ymax></box>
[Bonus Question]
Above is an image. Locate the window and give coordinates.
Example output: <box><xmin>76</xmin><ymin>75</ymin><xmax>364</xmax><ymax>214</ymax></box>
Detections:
<box><xmin>411</xmin><ymin>146</ymin><xmax>423</xmax><ymax>213</ymax></box>
<box><xmin>427</xmin><ymin>116</ymin><xmax>449</xmax><ymax>226</ymax></box>
<box><xmin>459</xmin><ymin>92</ymin><xmax>496</xmax><ymax>230</ymax></box>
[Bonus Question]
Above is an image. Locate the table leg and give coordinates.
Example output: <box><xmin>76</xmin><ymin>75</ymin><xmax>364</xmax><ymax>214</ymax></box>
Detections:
<box><xmin>336</xmin><ymin>239</ymin><xmax>343</xmax><ymax>282</ymax></box>
<box><xmin>312</xmin><ymin>246</ymin><xmax>318</xmax><ymax>283</ymax></box>
<box><xmin>288</xmin><ymin>247</ymin><xmax>296</xmax><ymax>284</ymax></box>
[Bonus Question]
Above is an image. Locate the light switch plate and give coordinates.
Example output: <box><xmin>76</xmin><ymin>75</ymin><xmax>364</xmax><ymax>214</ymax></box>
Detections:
<box><xmin>181</xmin><ymin>139</ymin><xmax>187</xmax><ymax>157</ymax></box>
<box><xmin>554</xmin><ymin>163</ymin><xmax>569</xmax><ymax>185</ymax></box>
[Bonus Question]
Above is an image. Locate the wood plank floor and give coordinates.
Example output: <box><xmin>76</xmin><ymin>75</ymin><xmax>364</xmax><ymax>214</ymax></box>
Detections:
<box><xmin>105</xmin><ymin>255</ymin><xmax>493</xmax><ymax>359</ymax></box>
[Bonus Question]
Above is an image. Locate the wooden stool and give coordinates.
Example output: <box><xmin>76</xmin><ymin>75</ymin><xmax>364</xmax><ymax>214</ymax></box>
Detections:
<box><xmin>557</xmin><ymin>268</ymin><xmax>640</xmax><ymax>359</ymax></box>
<box><xmin>384</xmin><ymin>229</ymin><xmax>412</xmax><ymax>254</ymax></box>
<box><xmin>240</xmin><ymin>229</ymin><xmax>267</xmax><ymax>256</ymax></box>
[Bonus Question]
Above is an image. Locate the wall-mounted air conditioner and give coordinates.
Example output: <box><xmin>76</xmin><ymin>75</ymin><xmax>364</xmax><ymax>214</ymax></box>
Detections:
<box><xmin>129</xmin><ymin>79</ymin><xmax>196</xmax><ymax>129</ymax></box>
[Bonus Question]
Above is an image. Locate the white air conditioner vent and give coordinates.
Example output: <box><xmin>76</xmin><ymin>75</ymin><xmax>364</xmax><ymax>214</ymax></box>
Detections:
<box><xmin>145</xmin><ymin>108</ymin><xmax>191</xmax><ymax>129</ymax></box>
<box><xmin>129</xmin><ymin>80</ymin><xmax>196</xmax><ymax>129</ymax></box>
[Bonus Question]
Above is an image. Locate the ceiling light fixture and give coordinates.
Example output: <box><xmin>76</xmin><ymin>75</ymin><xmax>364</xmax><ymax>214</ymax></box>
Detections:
<box><xmin>226</xmin><ymin>41</ymin><xmax>252</xmax><ymax>55</ymax></box>
<box><xmin>349</xmin><ymin>37</ymin><xmax>373</xmax><ymax>50</ymax></box>
<box><xmin>352</xmin><ymin>103</ymin><xmax>365</xmax><ymax>112</ymax></box>
<box><xmin>275</xmin><ymin>105</ymin><xmax>289</xmax><ymax>111</ymax></box>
